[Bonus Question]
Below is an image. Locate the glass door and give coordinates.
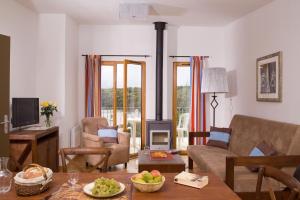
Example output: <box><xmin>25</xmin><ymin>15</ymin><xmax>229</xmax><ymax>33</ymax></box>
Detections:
<box><xmin>124</xmin><ymin>60</ymin><xmax>146</xmax><ymax>155</ymax></box>
<box><xmin>172</xmin><ymin>62</ymin><xmax>191</xmax><ymax>152</ymax></box>
<box><xmin>100</xmin><ymin>60</ymin><xmax>146</xmax><ymax>155</ymax></box>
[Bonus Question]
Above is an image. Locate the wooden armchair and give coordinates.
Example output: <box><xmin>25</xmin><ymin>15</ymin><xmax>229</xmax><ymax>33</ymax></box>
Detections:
<box><xmin>59</xmin><ymin>147</ymin><xmax>111</xmax><ymax>172</ymax></box>
<box><xmin>256</xmin><ymin>166</ymin><xmax>300</xmax><ymax>200</ymax></box>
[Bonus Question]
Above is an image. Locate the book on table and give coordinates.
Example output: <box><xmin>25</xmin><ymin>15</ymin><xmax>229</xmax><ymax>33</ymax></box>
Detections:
<box><xmin>174</xmin><ymin>171</ymin><xmax>208</xmax><ymax>189</ymax></box>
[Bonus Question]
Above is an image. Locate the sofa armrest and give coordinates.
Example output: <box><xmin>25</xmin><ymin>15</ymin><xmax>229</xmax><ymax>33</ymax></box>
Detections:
<box><xmin>188</xmin><ymin>132</ymin><xmax>210</xmax><ymax>145</ymax></box>
<box><xmin>82</xmin><ymin>132</ymin><xmax>104</xmax><ymax>147</ymax></box>
<box><xmin>225</xmin><ymin>155</ymin><xmax>300</xmax><ymax>190</ymax></box>
<box><xmin>118</xmin><ymin>131</ymin><xmax>130</xmax><ymax>147</ymax></box>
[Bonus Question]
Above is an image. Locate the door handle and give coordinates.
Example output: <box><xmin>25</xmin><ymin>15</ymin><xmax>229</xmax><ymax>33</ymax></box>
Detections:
<box><xmin>1</xmin><ymin>115</ymin><xmax>10</xmax><ymax>133</ymax></box>
<box><xmin>0</xmin><ymin>115</ymin><xmax>9</xmax><ymax>125</ymax></box>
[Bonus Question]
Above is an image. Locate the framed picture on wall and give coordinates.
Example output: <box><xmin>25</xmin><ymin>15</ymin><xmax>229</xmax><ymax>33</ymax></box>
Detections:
<box><xmin>256</xmin><ymin>51</ymin><xmax>282</xmax><ymax>102</ymax></box>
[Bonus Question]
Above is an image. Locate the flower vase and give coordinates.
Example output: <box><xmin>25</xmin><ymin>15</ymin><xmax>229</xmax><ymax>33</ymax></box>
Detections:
<box><xmin>45</xmin><ymin>116</ymin><xmax>51</xmax><ymax>127</ymax></box>
<box><xmin>0</xmin><ymin>157</ymin><xmax>13</xmax><ymax>193</ymax></box>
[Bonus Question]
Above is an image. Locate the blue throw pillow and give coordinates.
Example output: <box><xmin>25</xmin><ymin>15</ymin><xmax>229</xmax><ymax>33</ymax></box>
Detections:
<box><xmin>249</xmin><ymin>147</ymin><xmax>265</xmax><ymax>157</ymax></box>
<box><xmin>247</xmin><ymin>141</ymin><xmax>278</xmax><ymax>172</ymax></box>
<box><xmin>98</xmin><ymin>126</ymin><xmax>118</xmax><ymax>143</ymax></box>
<box><xmin>207</xmin><ymin>127</ymin><xmax>232</xmax><ymax>149</ymax></box>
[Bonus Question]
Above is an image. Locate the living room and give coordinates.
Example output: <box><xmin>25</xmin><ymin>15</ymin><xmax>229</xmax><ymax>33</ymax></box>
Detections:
<box><xmin>1</xmin><ymin>0</ymin><xmax>300</xmax><ymax>199</ymax></box>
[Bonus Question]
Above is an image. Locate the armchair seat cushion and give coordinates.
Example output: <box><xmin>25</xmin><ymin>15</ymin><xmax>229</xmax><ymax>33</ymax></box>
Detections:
<box><xmin>187</xmin><ymin>145</ymin><xmax>281</xmax><ymax>192</ymax></box>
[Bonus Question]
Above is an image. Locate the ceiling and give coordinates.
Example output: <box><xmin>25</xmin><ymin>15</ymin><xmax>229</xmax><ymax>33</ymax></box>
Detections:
<box><xmin>16</xmin><ymin>0</ymin><xmax>273</xmax><ymax>26</ymax></box>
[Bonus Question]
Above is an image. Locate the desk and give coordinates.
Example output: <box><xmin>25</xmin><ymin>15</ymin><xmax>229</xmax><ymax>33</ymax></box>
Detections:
<box><xmin>4</xmin><ymin>172</ymin><xmax>241</xmax><ymax>200</ymax></box>
<box><xmin>8</xmin><ymin>127</ymin><xmax>59</xmax><ymax>172</ymax></box>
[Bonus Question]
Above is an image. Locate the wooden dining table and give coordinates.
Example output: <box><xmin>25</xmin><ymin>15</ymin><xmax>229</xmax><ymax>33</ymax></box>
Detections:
<box><xmin>3</xmin><ymin>172</ymin><xmax>241</xmax><ymax>200</ymax></box>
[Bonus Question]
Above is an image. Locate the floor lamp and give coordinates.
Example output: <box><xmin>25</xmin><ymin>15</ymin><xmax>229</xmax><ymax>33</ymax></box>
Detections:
<box><xmin>201</xmin><ymin>68</ymin><xmax>229</xmax><ymax>127</ymax></box>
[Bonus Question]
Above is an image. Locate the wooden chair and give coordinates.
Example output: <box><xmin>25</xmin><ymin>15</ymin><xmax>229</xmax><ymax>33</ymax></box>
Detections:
<box><xmin>256</xmin><ymin>166</ymin><xmax>300</xmax><ymax>200</ymax></box>
<box><xmin>59</xmin><ymin>147</ymin><xmax>111</xmax><ymax>173</ymax></box>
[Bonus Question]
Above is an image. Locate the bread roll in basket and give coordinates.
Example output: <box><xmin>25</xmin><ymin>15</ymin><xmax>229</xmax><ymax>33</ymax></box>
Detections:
<box><xmin>14</xmin><ymin>163</ymin><xmax>53</xmax><ymax>196</ymax></box>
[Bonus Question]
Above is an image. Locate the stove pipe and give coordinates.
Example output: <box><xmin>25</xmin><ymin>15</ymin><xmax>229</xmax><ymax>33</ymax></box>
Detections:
<box><xmin>154</xmin><ymin>22</ymin><xmax>166</xmax><ymax>121</ymax></box>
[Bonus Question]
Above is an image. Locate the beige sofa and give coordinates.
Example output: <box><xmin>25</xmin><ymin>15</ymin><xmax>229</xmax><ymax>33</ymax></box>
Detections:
<box><xmin>82</xmin><ymin>117</ymin><xmax>130</xmax><ymax>168</ymax></box>
<box><xmin>188</xmin><ymin>115</ymin><xmax>300</xmax><ymax>195</ymax></box>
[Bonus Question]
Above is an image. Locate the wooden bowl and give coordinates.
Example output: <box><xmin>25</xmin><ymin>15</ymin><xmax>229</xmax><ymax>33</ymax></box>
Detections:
<box><xmin>131</xmin><ymin>176</ymin><xmax>165</xmax><ymax>192</ymax></box>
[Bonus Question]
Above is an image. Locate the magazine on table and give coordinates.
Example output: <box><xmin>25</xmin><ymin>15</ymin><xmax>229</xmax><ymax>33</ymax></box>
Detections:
<box><xmin>174</xmin><ymin>171</ymin><xmax>208</xmax><ymax>189</ymax></box>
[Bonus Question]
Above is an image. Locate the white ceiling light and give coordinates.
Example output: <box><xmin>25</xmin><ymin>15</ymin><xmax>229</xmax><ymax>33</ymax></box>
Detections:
<box><xmin>119</xmin><ymin>3</ymin><xmax>149</xmax><ymax>20</ymax></box>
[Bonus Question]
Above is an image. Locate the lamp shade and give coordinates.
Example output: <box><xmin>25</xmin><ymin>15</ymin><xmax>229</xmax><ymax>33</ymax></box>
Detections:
<box><xmin>201</xmin><ymin>68</ymin><xmax>229</xmax><ymax>93</ymax></box>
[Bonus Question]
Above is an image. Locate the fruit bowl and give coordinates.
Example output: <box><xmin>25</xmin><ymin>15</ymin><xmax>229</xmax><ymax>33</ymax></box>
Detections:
<box><xmin>131</xmin><ymin>170</ymin><xmax>165</xmax><ymax>193</ymax></box>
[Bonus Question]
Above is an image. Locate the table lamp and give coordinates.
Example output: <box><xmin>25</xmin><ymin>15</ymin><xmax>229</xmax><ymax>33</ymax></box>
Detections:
<box><xmin>201</xmin><ymin>68</ymin><xmax>228</xmax><ymax>127</ymax></box>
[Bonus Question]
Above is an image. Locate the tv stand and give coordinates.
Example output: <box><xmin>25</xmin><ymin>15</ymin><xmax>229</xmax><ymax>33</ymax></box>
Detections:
<box><xmin>8</xmin><ymin>126</ymin><xmax>59</xmax><ymax>172</ymax></box>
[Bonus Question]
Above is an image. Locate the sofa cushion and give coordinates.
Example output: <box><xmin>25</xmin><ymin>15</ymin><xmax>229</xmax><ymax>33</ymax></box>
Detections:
<box><xmin>207</xmin><ymin>127</ymin><xmax>232</xmax><ymax>149</ymax></box>
<box><xmin>187</xmin><ymin>145</ymin><xmax>281</xmax><ymax>192</ymax></box>
<box><xmin>247</xmin><ymin>141</ymin><xmax>278</xmax><ymax>172</ymax></box>
<box><xmin>188</xmin><ymin>145</ymin><xmax>237</xmax><ymax>178</ymax></box>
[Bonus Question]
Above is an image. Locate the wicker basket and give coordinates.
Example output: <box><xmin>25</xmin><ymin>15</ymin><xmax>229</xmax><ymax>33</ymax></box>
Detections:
<box><xmin>14</xmin><ymin>164</ymin><xmax>52</xmax><ymax>196</ymax></box>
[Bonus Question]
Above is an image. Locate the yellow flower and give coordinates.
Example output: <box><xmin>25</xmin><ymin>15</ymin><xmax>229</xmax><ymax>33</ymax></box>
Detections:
<box><xmin>41</xmin><ymin>101</ymin><xmax>49</xmax><ymax>107</ymax></box>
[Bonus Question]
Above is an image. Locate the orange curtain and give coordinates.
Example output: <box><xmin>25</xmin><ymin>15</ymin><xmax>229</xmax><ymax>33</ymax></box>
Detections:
<box><xmin>85</xmin><ymin>55</ymin><xmax>101</xmax><ymax>117</ymax></box>
<box><xmin>190</xmin><ymin>56</ymin><xmax>207</xmax><ymax>144</ymax></box>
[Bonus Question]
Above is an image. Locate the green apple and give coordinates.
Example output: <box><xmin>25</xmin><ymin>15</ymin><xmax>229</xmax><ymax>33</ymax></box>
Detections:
<box><xmin>142</xmin><ymin>172</ymin><xmax>153</xmax><ymax>182</ymax></box>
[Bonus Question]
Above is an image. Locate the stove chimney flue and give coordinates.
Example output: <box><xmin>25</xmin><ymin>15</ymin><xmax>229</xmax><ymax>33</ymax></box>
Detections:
<box><xmin>154</xmin><ymin>21</ymin><xmax>166</xmax><ymax>121</ymax></box>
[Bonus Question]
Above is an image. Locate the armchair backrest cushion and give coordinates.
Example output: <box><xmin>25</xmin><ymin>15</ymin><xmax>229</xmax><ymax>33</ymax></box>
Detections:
<box><xmin>229</xmin><ymin>115</ymin><xmax>300</xmax><ymax>156</ymax></box>
<box><xmin>82</xmin><ymin>117</ymin><xmax>109</xmax><ymax>135</ymax></box>
<box><xmin>98</xmin><ymin>126</ymin><xmax>118</xmax><ymax>143</ymax></box>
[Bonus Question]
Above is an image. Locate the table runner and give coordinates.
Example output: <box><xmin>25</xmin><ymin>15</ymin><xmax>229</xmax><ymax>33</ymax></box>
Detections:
<box><xmin>45</xmin><ymin>183</ymin><xmax>130</xmax><ymax>200</ymax></box>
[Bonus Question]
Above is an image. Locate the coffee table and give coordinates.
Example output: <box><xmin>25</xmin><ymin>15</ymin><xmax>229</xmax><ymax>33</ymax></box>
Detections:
<box><xmin>138</xmin><ymin>150</ymin><xmax>185</xmax><ymax>173</ymax></box>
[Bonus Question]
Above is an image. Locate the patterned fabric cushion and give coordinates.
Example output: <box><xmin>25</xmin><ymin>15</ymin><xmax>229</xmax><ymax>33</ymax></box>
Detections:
<box><xmin>207</xmin><ymin>127</ymin><xmax>232</xmax><ymax>149</ymax></box>
<box><xmin>98</xmin><ymin>126</ymin><xmax>118</xmax><ymax>143</ymax></box>
<box><xmin>248</xmin><ymin>141</ymin><xmax>278</xmax><ymax>172</ymax></box>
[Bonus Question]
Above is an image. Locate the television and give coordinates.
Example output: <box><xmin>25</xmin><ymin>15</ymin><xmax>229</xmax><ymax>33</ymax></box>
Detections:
<box><xmin>12</xmin><ymin>98</ymin><xmax>39</xmax><ymax>128</ymax></box>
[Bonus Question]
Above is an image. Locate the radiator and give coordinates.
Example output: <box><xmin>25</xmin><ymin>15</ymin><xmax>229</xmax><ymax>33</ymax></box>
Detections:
<box><xmin>70</xmin><ymin>124</ymin><xmax>81</xmax><ymax>148</ymax></box>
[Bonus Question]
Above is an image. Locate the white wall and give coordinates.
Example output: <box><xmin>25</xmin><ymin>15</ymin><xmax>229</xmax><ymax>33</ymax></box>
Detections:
<box><xmin>224</xmin><ymin>0</ymin><xmax>300</xmax><ymax>125</ymax></box>
<box><xmin>36</xmin><ymin>14</ymin><xmax>79</xmax><ymax>147</ymax></box>
<box><xmin>36</xmin><ymin>14</ymin><xmax>66</xmax><ymax>115</ymax></box>
<box><xmin>0</xmin><ymin>0</ymin><xmax>38</xmax><ymax>98</ymax></box>
<box><xmin>65</xmin><ymin>15</ymin><xmax>79</xmax><ymax>146</ymax></box>
<box><xmin>36</xmin><ymin>14</ymin><xmax>67</xmax><ymax>146</ymax></box>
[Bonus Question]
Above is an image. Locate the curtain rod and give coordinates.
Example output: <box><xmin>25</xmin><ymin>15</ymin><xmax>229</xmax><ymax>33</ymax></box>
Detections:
<box><xmin>169</xmin><ymin>56</ymin><xmax>209</xmax><ymax>58</ymax></box>
<box><xmin>82</xmin><ymin>54</ymin><xmax>150</xmax><ymax>58</ymax></box>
